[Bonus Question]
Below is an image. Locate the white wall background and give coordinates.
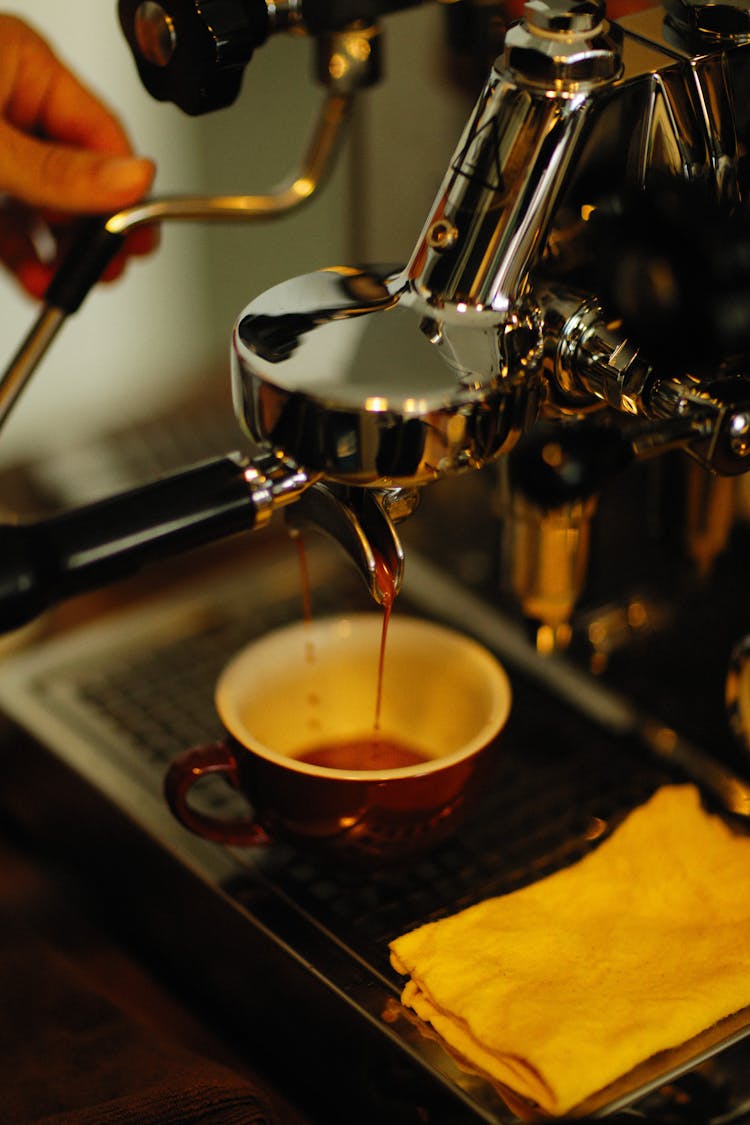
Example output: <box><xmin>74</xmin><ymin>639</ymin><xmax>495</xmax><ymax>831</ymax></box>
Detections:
<box><xmin>0</xmin><ymin>2</ymin><xmax>471</xmax><ymax>467</ymax></box>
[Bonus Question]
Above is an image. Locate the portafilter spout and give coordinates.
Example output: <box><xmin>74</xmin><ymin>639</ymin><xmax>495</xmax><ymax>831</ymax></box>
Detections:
<box><xmin>285</xmin><ymin>482</ymin><xmax>414</xmax><ymax>604</ymax></box>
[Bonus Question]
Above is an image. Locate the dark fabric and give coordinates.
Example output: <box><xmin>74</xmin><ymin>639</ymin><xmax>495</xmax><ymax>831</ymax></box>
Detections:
<box><xmin>0</xmin><ymin>925</ymin><xmax>279</xmax><ymax>1125</ymax></box>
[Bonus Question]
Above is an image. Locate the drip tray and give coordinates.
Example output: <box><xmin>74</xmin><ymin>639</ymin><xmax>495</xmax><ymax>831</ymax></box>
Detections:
<box><xmin>0</xmin><ymin>542</ymin><xmax>749</xmax><ymax>1124</ymax></box>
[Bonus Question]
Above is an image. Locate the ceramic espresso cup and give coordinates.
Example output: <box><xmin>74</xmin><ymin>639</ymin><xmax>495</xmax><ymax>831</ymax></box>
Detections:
<box><xmin>165</xmin><ymin>613</ymin><xmax>512</xmax><ymax>862</ymax></box>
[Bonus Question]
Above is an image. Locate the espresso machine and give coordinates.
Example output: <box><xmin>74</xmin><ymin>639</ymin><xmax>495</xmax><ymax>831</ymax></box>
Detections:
<box><xmin>3</xmin><ymin>0</ymin><xmax>750</xmax><ymax>1120</ymax></box>
<box><xmin>5</xmin><ymin>0</ymin><xmax>750</xmax><ymax>648</ymax></box>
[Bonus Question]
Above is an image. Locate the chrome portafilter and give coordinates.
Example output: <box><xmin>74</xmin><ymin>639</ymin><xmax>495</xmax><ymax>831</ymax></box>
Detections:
<box><xmin>231</xmin><ymin>263</ymin><xmax>535</xmax><ymax>487</ymax></box>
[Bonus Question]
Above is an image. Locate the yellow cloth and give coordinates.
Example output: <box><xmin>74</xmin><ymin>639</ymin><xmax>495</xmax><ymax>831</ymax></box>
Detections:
<box><xmin>390</xmin><ymin>784</ymin><xmax>750</xmax><ymax>1116</ymax></box>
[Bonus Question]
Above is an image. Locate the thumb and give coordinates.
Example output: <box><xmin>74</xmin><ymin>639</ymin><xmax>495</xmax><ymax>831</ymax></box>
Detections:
<box><xmin>0</xmin><ymin>120</ymin><xmax>154</xmax><ymax>213</ymax></box>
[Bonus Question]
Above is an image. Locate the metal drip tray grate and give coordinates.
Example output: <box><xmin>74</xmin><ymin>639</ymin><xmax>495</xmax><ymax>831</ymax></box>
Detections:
<box><xmin>0</xmin><ymin>543</ymin><xmax>749</xmax><ymax>1123</ymax></box>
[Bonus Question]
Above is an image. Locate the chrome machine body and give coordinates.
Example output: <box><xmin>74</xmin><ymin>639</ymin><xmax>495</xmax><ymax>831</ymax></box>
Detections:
<box><xmin>231</xmin><ymin>0</ymin><xmax>750</xmax><ymax>662</ymax></box>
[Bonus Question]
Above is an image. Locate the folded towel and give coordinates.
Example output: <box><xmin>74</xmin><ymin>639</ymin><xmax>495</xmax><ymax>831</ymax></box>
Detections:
<box><xmin>390</xmin><ymin>784</ymin><xmax>750</xmax><ymax>1117</ymax></box>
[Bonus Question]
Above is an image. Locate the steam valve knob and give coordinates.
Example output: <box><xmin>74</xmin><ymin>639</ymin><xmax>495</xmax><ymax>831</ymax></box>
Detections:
<box><xmin>118</xmin><ymin>0</ymin><xmax>270</xmax><ymax>115</ymax></box>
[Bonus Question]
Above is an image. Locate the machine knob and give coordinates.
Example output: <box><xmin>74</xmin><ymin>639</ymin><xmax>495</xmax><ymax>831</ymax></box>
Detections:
<box><xmin>118</xmin><ymin>0</ymin><xmax>270</xmax><ymax>115</ymax></box>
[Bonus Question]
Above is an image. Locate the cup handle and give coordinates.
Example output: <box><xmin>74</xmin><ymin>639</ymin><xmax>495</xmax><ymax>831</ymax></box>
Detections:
<box><xmin>164</xmin><ymin>742</ymin><xmax>270</xmax><ymax>846</ymax></box>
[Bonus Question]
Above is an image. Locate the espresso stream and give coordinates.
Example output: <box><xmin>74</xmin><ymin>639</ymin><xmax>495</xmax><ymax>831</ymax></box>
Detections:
<box><xmin>294</xmin><ymin>536</ymin><xmax>428</xmax><ymax>771</ymax></box>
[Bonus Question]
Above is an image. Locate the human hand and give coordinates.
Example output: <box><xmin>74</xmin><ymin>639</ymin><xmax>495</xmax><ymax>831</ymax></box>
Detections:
<box><xmin>0</xmin><ymin>15</ymin><xmax>157</xmax><ymax>300</ymax></box>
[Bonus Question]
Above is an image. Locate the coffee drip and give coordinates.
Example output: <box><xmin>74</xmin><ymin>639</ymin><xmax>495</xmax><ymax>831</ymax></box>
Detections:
<box><xmin>292</xmin><ymin>533</ymin><xmax>427</xmax><ymax>770</ymax></box>
<box><xmin>372</xmin><ymin>551</ymin><xmax>395</xmax><ymax>733</ymax></box>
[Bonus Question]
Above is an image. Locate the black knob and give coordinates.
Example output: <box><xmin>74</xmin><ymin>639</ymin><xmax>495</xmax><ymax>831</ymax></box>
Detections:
<box><xmin>118</xmin><ymin>0</ymin><xmax>269</xmax><ymax>115</ymax></box>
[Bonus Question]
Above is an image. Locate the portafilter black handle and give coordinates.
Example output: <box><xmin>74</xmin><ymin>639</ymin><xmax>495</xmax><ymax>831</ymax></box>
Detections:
<box><xmin>0</xmin><ymin>453</ymin><xmax>303</xmax><ymax>633</ymax></box>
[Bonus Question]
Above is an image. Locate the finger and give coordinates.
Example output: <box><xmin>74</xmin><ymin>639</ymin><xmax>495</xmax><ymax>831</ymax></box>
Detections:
<box><xmin>0</xmin><ymin>119</ymin><xmax>155</xmax><ymax>213</ymax></box>
<box><xmin>0</xmin><ymin>15</ymin><xmax>134</xmax><ymax>156</ymax></box>
<box><xmin>0</xmin><ymin>205</ymin><xmax>52</xmax><ymax>299</ymax></box>
<box><xmin>23</xmin><ymin>233</ymin><xmax>157</xmax><ymax>295</ymax></box>
<box><xmin>30</xmin><ymin>61</ymin><xmax>135</xmax><ymax>157</ymax></box>
<box><xmin>0</xmin><ymin>202</ymin><xmax>160</xmax><ymax>299</ymax></box>
<box><xmin>124</xmin><ymin>224</ymin><xmax>161</xmax><ymax>257</ymax></box>
<box><xmin>98</xmin><ymin>225</ymin><xmax>160</xmax><ymax>281</ymax></box>
<box><xmin>101</xmin><ymin>254</ymin><xmax>127</xmax><ymax>284</ymax></box>
<box><xmin>0</xmin><ymin>206</ymin><xmax>37</xmax><ymax>274</ymax></box>
<box><xmin>16</xmin><ymin>260</ymin><xmax>55</xmax><ymax>300</ymax></box>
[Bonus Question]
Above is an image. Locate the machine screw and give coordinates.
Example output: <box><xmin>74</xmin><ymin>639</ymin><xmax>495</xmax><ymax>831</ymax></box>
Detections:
<box><xmin>427</xmin><ymin>219</ymin><xmax>459</xmax><ymax>251</ymax></box>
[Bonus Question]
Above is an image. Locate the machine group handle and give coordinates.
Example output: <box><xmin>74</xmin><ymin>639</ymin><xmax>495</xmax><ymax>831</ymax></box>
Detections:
<box><xmin>0</xmin><ymin>454</ymin><xmax>260</xmax><ymax>633</ymax></box>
